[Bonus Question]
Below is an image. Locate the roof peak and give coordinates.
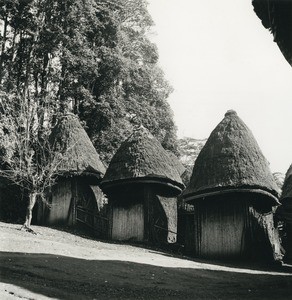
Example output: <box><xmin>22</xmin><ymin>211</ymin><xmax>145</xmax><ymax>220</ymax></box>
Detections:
<box><xmin>102</xmin><ymin>127</ymin><xmax>183</xmax><ymax>190</ymax></box>
<box><xmin>50</xmin><ymin>113</ymin><xmax>106</xmax><ymax>177</ymax></box>
<box><xmin>224</xmin><ymin>110</ymin><xmax>237</xmax><ymax>117</ymax></box>
<box><xmin>182</xmin><ymin>110</ymin><xmax>280</xmax><ymax>204</ymax></box>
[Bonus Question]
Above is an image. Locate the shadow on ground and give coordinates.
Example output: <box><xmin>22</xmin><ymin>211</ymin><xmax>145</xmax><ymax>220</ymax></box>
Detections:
<box><xmin>29</xmin><ymin>223</ymin><xmax>292</xmax><ymax>275</ymax></box>
<box><xmin>0</xmin><ymin>251</ymin><xmax>291</xmax><ymax>300</ymax></box>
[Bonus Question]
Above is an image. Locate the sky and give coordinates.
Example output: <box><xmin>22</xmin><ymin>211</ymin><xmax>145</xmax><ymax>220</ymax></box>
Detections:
<box><xmin>147</xmin><ymin>0</ymin><xmax>292</xmax><ymax>174</ymax></box>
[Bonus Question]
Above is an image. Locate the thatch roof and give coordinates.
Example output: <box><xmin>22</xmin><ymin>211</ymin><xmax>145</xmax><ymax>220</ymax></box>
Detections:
<box><xmin>281</xmin><ymin>164</ymin><xmax>292</xmax><ymax>201</ymax></box>
<box><xmin>166</xmin><ymin>150</ymin><xmax>185</xmax><ymax>177</ymax></box>
<box><xmin>252</xmin><ymin>0</ymin><xmax>292</xmax><ymax>66</ymax></box>
<box><xmin>50</xmin><ymin>113</ymin><xmax>106</xmax><ymax>178</ymax></box>
<box><xmin>182</xmin><ymin>110</ymin><xmax>280</xmax><ymax>204</ymax></box>
<box><xmin>101</xmin><ymin>126</ymin><xmax>184</xmax><ymax>191</ymax></box>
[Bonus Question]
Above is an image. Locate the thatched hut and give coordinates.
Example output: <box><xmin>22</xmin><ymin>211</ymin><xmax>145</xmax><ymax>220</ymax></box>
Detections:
<box><xmin>277</xmin><ymin>164</ymin><xmax>292</xmax><ymax>263</ymax></box>
<box><xmin>0</xmin><ymin>178</ymin><xmax>26</xmax><ymax>223</ymax></box>
<box><xmin>37</xmin><ymin>113</ymin><xmax>107</xmax><ymax>235</ymax></box>
<box><xmin>101</xmin><ymin>126</ymin><xmax>184</xmax><ymax>245</ymax></box>
<box><xmin>0</xmin><ymin>126</ymin><xmax>25</xmax><ymax>223</ymax></box>
<box><xmin>181</xmin><ymin>110</ymin><xmax>281</xmax><ymax>261</ymax></box>
<box><xmin>252</xmin><ymin>0</ymin><xmax>292</xmax><ymax>66</ymax></box>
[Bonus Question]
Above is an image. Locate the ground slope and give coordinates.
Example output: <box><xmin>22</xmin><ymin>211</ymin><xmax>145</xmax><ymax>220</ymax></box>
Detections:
<box><xmin>0</xmin><ymin>222</ymin><xmax>291</xmax><ymax>300</ymax></box>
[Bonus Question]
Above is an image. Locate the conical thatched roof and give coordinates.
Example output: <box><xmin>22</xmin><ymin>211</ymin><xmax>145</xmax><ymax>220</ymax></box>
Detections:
<box><xmin>281</xmin><ymin>164</ymin><xmax>292</xmax><ymax>201</ymax></box>
<box><xmin>50</xmin><ymin>113</ymin><xmax>106</xmax><ymax>178</ymax></box>
<box><xmin>182</xmin><ymin>110</ymin><xmax>280</xmax><ymax>204</ymax></box>
<box><xmin>101</xmin><ymin>126</ymin><xmax>184</xmax><ymax>191</ymax></box>
<box><xmin>166</xmin><ymin>150</ymin><xmax>185</xmax><ymax>177</ymax></box>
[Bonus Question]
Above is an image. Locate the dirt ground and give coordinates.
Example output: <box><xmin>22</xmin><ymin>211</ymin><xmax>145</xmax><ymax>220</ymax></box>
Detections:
<box><xmin>0</xmin><ymin>222</ymin><xmax>291</xmax><ymax>300</ymax></box>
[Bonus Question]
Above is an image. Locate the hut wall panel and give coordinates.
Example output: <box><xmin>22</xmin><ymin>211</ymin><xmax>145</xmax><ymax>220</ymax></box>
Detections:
<box><xmin>188</xmin><ymin>195</ymin><xmax>280</xmax><ymax>261</ymax></box>
<box><xmin>285</xmin><ymin>224</ymin><xmax>292</xmax><ymax>263</ymax></box>
<box><xmin>157</xmin><ymin>196</ymin><xmax>177</xmax><ymax>243</ymax></box>
<box><xmin>36</xmin><ymin>201</ymin><xmax>45</xmax><ymax>224</ymax></box>
<box><xmin>47</xmin><ymin>180</ymin><xmax>73</xmax><ymax>225</ymax></box>
<box><xmin>183</xmin><ymin>213</ymin><xmax>197</xmax><ymax>254</ymax></box>
<box><xmin>144</xmin><ymin>186</ymin><xmax>172</xmax><ymax>245</ymax></box>
<box><xmin>278</xmin><ymin>199</ymin><xmax>292</xmax><ymax>263</ymax></box>
<box><xmin>111</xmin><ymin>203</ymin><xmax>144</xmax><ymax>241</ymax></box>
<box><xmin>108</xmin><ymin>184</ymin><xmax>180</xmax><ymax>245</ymax></box>
<box><xmin>144</xmin><ymin>186</ymin><xmax>151</xmax><ymax>243</ymax></box>
<box><xmin>284</xmin><ymin>200</ymin><xmax>292</xmax><ymax>263</ymax></box>
<box><xmin>281</xmin><ymin>200</ymin><xmax>292</xmax><ymax>223</ymax></box>
<box><xmin>260</xmin><ymin>212</ymin><xmax>281</xmax><ymax>259</ymax></box>
<box><xmin>76</xmin><ymin>182</ymin><xmax>97</xmax><ymax>226</ymax></box>
<box><xmin>77</xmin><ymin>184</ymin><xmax>109</xmax><ymax>238</ymax></box>
<box><xmin>247</xmin><ymin>207</ymin><xmax>281</xmax><ymax>261</ymax></box>
<box><xmin>196</xmin><ymin>199</ymin><xmax>246</xmax><ymax>258</ymax></box>
<box><xmin>93</xmin><ymin>209</ymin><xmax>109</xmax><ymax>239</ymax></box>
<box><xmin>89</xmin><ymin>185</ymin><xmax>105</xmax><ymax>211</ymax></box>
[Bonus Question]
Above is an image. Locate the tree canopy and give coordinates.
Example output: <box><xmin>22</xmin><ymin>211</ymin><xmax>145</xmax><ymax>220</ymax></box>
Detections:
<box><xmin>0</xmin><ymin>0</ymin><xmax>178</xmax><ymax>164</ymax></box>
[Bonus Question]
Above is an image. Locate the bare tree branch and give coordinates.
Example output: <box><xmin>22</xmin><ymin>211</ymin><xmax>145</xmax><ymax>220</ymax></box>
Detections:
<box><xmin>0</xmin><ymin>92</ymin><xmax>70</xmax><ymax>228</ymax></box>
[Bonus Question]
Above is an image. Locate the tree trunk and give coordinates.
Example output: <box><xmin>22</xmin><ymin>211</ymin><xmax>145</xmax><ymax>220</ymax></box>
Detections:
<box><xmin>23</xmin><ymin>192</ymin><xmax>37</xmax><ymax>228</ymax></box>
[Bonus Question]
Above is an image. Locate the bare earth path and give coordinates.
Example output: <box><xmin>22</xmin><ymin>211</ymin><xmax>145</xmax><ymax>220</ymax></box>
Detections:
<box><xmin>0</xmin><ymin>222</ymin><xmax>291</xmax><ymax>299</ymax></box>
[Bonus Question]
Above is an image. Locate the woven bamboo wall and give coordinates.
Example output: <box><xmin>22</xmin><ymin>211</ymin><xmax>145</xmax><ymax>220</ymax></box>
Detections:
<box><xmin>157</xmin><ymin>195</ymin><xmax>177</xmax><ymax>243</ymax></box>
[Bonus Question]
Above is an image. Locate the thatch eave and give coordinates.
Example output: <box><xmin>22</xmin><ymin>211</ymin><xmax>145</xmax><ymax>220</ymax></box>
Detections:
<box><xmin>103</xmin><ymin>126</ymin><xmax>183</xmax><ymax>188</ymax></box>
<box><xmin>183</xmin><ymin>185</ymin><xmax>280</xmax><ymax>206</ymax></box>
<box><xmin>101</xmin><ymin>175</ymin><xmax>184</xmax><ymax>194</ymax></box>
<box><xmin>57</xmin><ymin>170</ymin><xmax>103</xmax><ymax>180</ymax></box>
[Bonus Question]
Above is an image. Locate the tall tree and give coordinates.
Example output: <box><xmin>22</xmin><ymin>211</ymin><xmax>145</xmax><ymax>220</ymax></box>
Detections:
<box><xmin>0</xmin><ymin>0</ymin><xmax>179</xmax><ymax>166</ymax></box>
<box><xmin>0</xmin><ymin>91</ymin><xmax>64</xmax><ymax>230</ymax></box>
<box><xmin>79</xmin><ymin>0</ymin><xmax>178</xmax><ymax>163</ymax></box>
